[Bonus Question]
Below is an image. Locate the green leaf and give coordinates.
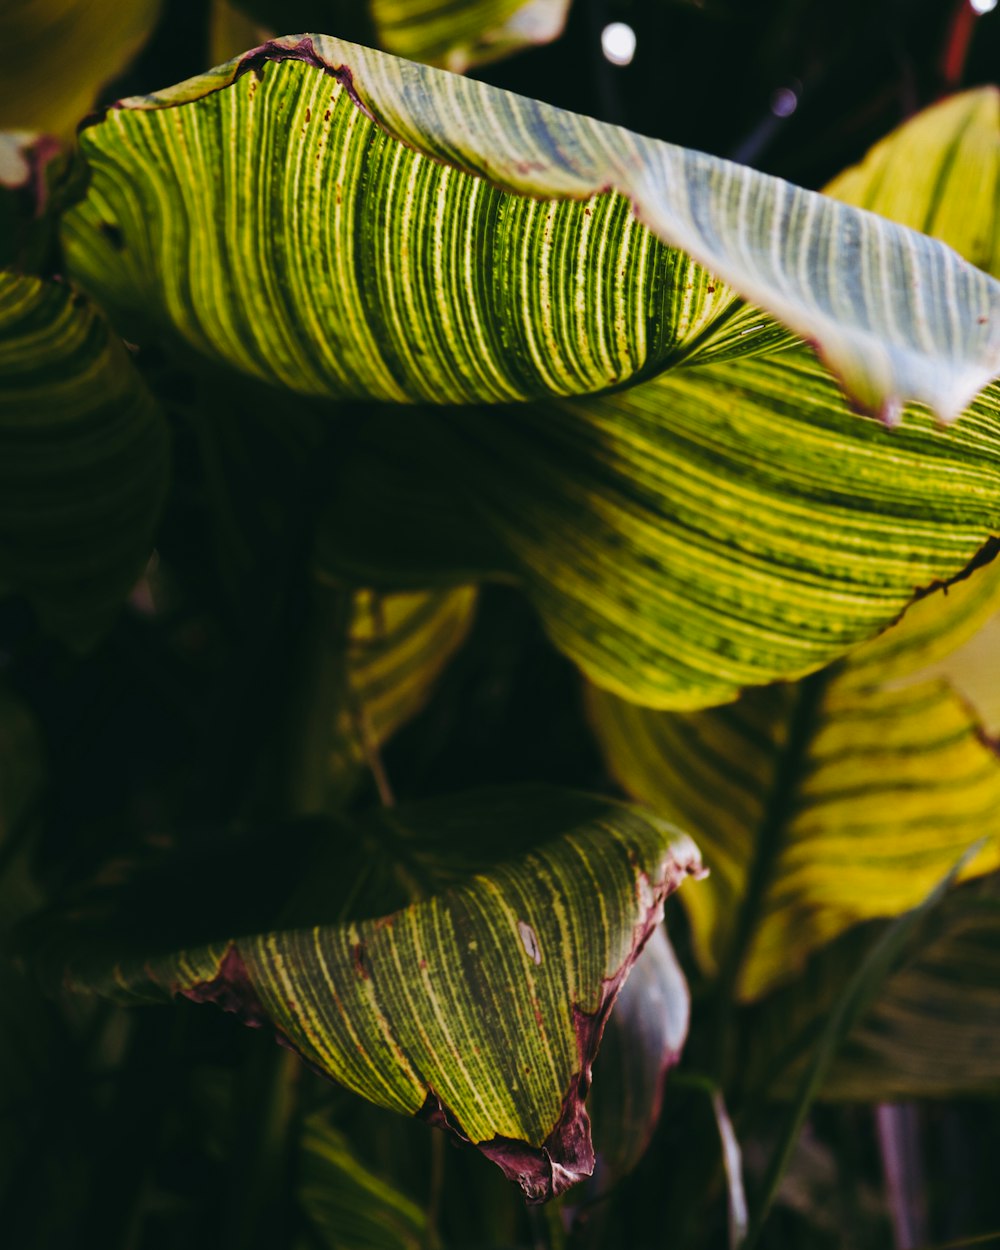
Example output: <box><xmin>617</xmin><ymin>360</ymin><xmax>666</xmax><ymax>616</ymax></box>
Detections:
<box><xmin>47</xmin><ymin>787</ymin><xmax>703</xmax><ymax>1201</ymax></box>
<box><xmin>326</xmin><ymin>585</ymin><xmax>477</xmax><ymax>796</ymax></box>
<box><xmin>742</xmin><ymin>847</ymin><xmax>976</xmax><ymax>1249</ymax></box>
<box><xmin>60</xmin><ymin>37</ymin><xmax>1000</xmax><ymax>421</ymax></box>
<box><xmin>745</xmin><ymin>871</ymin><xmax>1000</xmax><ymax>1102</ymax></box>
<box><xmin>587</xmin><ymin>557</ymin><xmax>1000</xmax><ymax>999</ymax></box>
<box><xmin>318</xmin><ymin>358</ymin><xmax>1000</xmax><ymax>707</ymax></box>
<box><xmin>0</xmin><ymin>0</ymin><xmax>162</xmax><ymax>135</ymax></box>
<box><xmin>0</xmin><ymin>272</ymin><xmax>169</xmax><ymax>645</ymax></box>
<box><xmin>298</xmin><ymin>1113</ymin><xmax>427</xmax><ymax>1250</ymax></box>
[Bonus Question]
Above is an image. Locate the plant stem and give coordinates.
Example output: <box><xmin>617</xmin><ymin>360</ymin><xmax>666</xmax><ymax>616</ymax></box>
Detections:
<box><xmin>713</xmin><ymin>669</ymin><xmax>830</xmax><ymax>1082</ymax></box>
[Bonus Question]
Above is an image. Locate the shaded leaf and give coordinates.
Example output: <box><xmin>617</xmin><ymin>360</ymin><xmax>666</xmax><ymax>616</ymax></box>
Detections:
<box><xmin>0</xmin><ymin>0</ymin><xmax>161</xmax><ymax>135</ymax></box>
<box><xmin>43</xmin><ymin>786</ymin><xmax>703</xmax><ymax>1201</ymax></box>
<box><xmin>0</xmin><ymin>272</ymin><xmax>169</xmax><ymax>645</ymax></box>
<box><xmin>297</xmin><ymin>1113</ymin><xmax>427</xmax><ymax>1250</ymax></box>
<box><xmin>746</xmin><ymin>871</ymin><xmax>1000</xmax><ymax>1102</ymax></box>
<box><xmin>586</xmin><ymin>925</ymin><xmax>689</xmax><ymax>1192</ymax></box>
<box><xmin>60</xmin><ymin>36</ymin><xmax>1000</xmax><ymax>420</ymax></box>
<box><xmin>327</xmin><ymin>585</ymin><xmax>477</xmax><ymax>796</ymax></box>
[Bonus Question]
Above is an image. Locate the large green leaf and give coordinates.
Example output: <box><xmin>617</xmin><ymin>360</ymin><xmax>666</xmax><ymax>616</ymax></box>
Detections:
<box><xmin>60</xmin><ymin>37</ymin><xmax>1000</xmax><ymax>421</ymax></box>
<box><xmin>0</xmin><ymin>0</ymin><xmax>161</xmax><ymax>134</ymax></box>
<box><xmin>746</xmin><ymin>872</ymin><xmax>1000</xmax><ymax>1101</ymax></box>
<box><xmin>0</xmin><ymin>272</ymin><xmax>169</xmax><ymax>645</ymax></box>
<box><xmin>47</xmin><ymin>787</ymin><xmax>703</xmax><ymax>1201</ymax></box>
<box><xmin>318</xmin><ymin>356</ymin><xmax>1000</xmax><ymax>707</ymax></box>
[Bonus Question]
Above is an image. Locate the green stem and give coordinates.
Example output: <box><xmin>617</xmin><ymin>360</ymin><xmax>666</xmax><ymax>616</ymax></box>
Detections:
<box><xmin>713</xmin><ymin>669</ymin><xmax>830</xmax><ymax>1082</ymax></box>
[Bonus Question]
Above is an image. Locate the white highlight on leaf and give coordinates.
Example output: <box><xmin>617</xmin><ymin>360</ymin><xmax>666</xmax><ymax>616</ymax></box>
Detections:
<box><xmin>517</xmin><ymin>920</ymin><xmax>542</xmax><ymax>964</ymax></box>
<box><xmin>601</xmin><ymin>21</ymin><xmax>637</xmax><ymax>66</ymax></box>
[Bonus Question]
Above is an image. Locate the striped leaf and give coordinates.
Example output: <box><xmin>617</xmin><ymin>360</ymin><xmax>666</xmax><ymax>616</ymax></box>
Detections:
<box><xmin>54</xmin><ymin>787</ymin><xmax>704</xmax><ymax>1201</ymax></box>
<box><xmin>0</xmin><ymin>0</ymin><xmax>161</xmax><ymax>134</ymax></box>
<box><xmin>0</xmin><ymin>272</ymin><xmax>169</xmax><ymax>645</ymax></box>
<box><xmin>587</xmin><ymin>556</ymin><xmax>1000</xmax><ymax>1000</ymax></box>
<box><xmin>746</xmin><ymin>872</ymin><xmax>1000</xmax><ymax>1100</ymax></box>
<box><xmin>317</xmin><ymin>358</ymin><xmax>1000</xmax><ymax>708</ymax></box>
<box><xmin>327</xmin><ymin>585</ymin><xmax>477</xmax><ymax>794</ymax></box>
<box><xmin>298</xmin><ymin>1114</ymin><xmax>426</xmax><ymax>1250</ymax></box>
<box><xmin>60</xmin><ymin>37</ymin><xmax>1000</xmax><ymax>421</ymax></box>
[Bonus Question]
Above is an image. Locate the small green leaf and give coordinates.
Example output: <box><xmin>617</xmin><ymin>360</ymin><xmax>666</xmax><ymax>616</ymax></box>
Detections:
<box><xmin>46</xmin><ymin>787</ymin><xmax>703</xmax><ymax>1202</ymax></box>
<box><xmin>0</xmin><ymin>272</ymin><xmax>169</xmax><ymax>645</ymax></box>
<box><xmin>61</xmin><ymin>37</ymin><xmax>1000</xmax><ymax>421</ymax></box>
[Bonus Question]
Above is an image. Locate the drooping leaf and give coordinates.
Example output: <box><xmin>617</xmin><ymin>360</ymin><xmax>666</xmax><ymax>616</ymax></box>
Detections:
<box><xmin>42</xmin><ymin>786</ymin><xmax>703</xmax><ymax>1202</ymax></box>
<box><xmin>0</xmin><ymin>272</ymin><xmax>169</xmax><ymax>645</ymax></box>
<box><xmin>0</xmin><ymin>0</ymin><xmax>162</xmax><ymax>135</ymax></box>
<box><xmin>297</xmin><ymin>1113</ymin><xmax>427</xmax><ymax>1250</ymax></box>
<box><xmin>587</xmin><ymin>556</ymin><xmax>1000</xmax><ymax>999</ymax></box>
<box><xmin>60</xmin><ymin>37</ymin><xmax>1000</xmax><ymax>421</ymax></box>
<box><xmin>585</xmin><ymin>925</ymin><xmax>690</xmax><ymax>1192</ymax></box>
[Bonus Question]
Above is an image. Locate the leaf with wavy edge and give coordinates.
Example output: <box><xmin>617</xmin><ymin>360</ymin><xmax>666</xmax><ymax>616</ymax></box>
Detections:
<box><xmin>0</xmin><ymin>0</ymin><xmax>161</xmax><ymax>135</ymax></box>
<box><xmin>60</xmin><ymin>36</ymin><xmax>1000</xmax><ymax>420</ymax></box>
<box><xmin>52</xmin><ymin>787</ymin><xmax>703</xmax><ymax>1202</ymax></box>
<box><xmin>0</xmin><ymin>272</ymin><xmax>169</xmax><ymax>646</ymax></box>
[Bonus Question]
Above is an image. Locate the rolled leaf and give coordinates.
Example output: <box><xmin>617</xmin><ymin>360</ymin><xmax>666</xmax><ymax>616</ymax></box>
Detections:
<box><xmin>49</xmin><ymin>787</ymin><xmax>703</xmax><ymax>1201</ymax></box>
<box><xmin>0</xmin><ymin>0</ymin><xmax>161</xmax><ymax>135</ymax></box>
<box><xmin>61</xmin><ymin>36</ymin><xmax>1000</xmax><ymax>420</ymax></box>
<box><xmin>0</xmin><ymin>272</ymin><xmax>169</xmax><ymax>645</ymax></box>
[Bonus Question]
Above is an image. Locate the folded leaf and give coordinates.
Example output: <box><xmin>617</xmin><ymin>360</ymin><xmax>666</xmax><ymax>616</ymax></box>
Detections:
<box><xmin>746</xmin><ymin>872</ymin><xmax>1000</xmax><ymax>1100</ymax></box>
<box><xmin>0</xmin><ymin>272</ymin><xmax>169</xmax><ymax>645</ymax></box>
<box><xmin>0</xmin><ymin>0</ymin><xmax>161</xmax><ymax>135</ymax></box>
<box><xmin>61</xmin><ymin>36</ymin><xmax>1000</xmax><ymax>420</ymax></box>
<box><xmin>50</xmin><ymin>787</ymin><xmax>703</xmax><ymax>1201</ymax></box>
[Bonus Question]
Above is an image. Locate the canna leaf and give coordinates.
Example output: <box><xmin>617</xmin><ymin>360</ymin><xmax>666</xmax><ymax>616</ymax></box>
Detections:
<box><xmin>60</xmin><ymin>37</ymin><xmax>1000</xmax><ymax>421</ymax></box>
<box><xmin>745</xmin><ymin>871</ymin><xmax>1000</xmax><ymax>1101</ymax></box>
<box><xmin>587</xmin><ymin>558</ymin><xmax>1000</xmax><ymax>999</ymax></box>
<box><xmin>326</xmin><ymin>585</ymin><xmax>477</xmax><ymax>796</ymax></box>
<box><xmin>47</xmin><ymin>787</ymin><xmax>703</xmax><ymax>1202</ymax></box>
<box><xmin>0</xmin><ymin>272</ymin><xmax>169</xmax><ymax>646</ymax></box>
<box><xmin>0</xmin><ymin>0</ymin><xmax>161</xmax><ymax>135</ymax></box>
